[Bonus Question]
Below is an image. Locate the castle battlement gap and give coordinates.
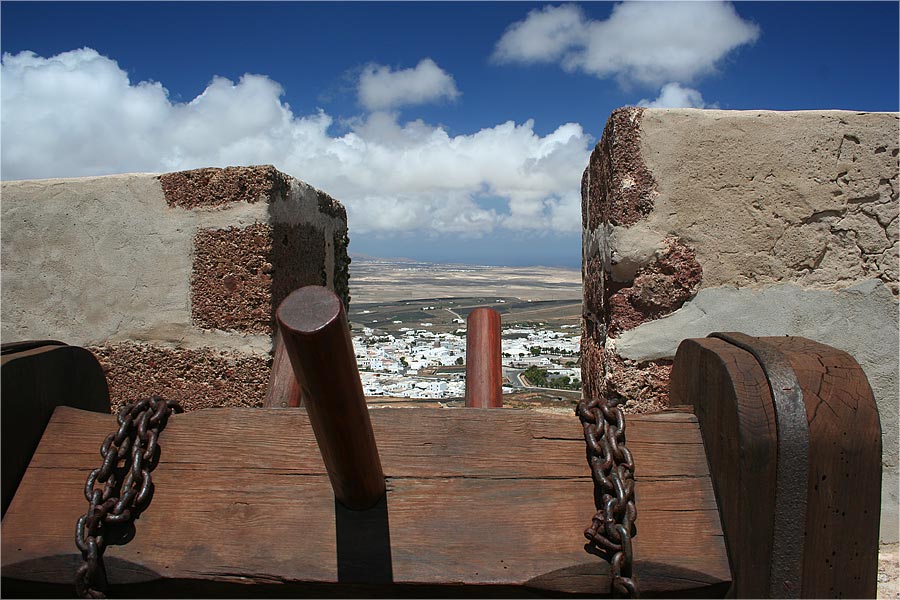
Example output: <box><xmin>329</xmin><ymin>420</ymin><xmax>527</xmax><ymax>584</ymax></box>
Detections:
<box><xmin>581</xmin><ymin>108</ymin><xmax>899</xmax><ymax>544</ymax></box>
<box><xmin>0</xmin><ymin>113</ymin><xmax>895</xmax><ymax>598</ymax></box>
<box><xmin>1</xmin><ymin>165</ymin><xmax>349</xmax><ymax>411</ymax></box>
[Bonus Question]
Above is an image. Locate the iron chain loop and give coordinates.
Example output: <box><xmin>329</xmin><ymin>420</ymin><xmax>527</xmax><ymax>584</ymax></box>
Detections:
<box><xmin>577</xmin><ymin>394</ymin><xmax>639</xmax><ymax>598</ymax></box>
<box><xmin>75</xmin><ymin>396</ymin><xmax>182</xmax><ymax>598</ymax></box>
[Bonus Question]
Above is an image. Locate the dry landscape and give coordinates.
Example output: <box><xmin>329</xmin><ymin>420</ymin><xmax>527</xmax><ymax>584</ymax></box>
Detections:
<box><xmin>349</xmin><ymin>255</ymin><xmax>582</xmax><ymax>303</ymax></box>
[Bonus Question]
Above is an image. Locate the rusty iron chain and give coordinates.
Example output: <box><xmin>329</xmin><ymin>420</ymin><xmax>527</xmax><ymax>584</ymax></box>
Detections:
<box><xmin>75</xmin><ymin>396</ymin><xmax>182</xmax><ymax>598</ymax></box>
<box><xmin>577</xmin><ymin>394</ymin><xmax>639</xmax><ymax>598</ymax></box>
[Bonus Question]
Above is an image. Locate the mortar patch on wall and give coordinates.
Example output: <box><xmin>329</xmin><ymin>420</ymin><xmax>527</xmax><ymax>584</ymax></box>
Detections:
<box><xmin>160</xmin><ymin>165</ymin><xmax>290</xmax><ymax>209</ymax></box>
<box><xmin>606</xmin><ymin>237</ymin><xmax>702</xmax><ymax>336</ymax></box>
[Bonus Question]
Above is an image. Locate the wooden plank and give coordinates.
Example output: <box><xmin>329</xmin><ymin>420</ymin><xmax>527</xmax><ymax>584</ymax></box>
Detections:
<box><xmin>15</xmin><ymin>407</ymin><xmax>714</xmax><ymax>480</ymax></box>
<box><xmin>263</xmin><ymin>328</ymin><xmax>302</xmax><ymax>408</ymax></box>
<box><xmin>764</xmin><ymin>337</ymin><xmax>881</xmax><ymax>599</ymax></box>
<box><xmin>0</xmin><ymin>344</ymin><xmax>110</xmax><ymax>517</ymax></box>
<box><xmin>2</xmin><ymin>407</ymin><xmax>730</xmax><ymax>597</ymax></box>
<box><xmin>0</xmin><ymin>340</ymin><xmax>66</xmax><ymax>356</ymax></box>
<box><xmin>366</xmin><ymin>396</ymin><xmax>459</xmax><ymax>408</ymax></box>
<box><xmin>670</xmin><ymin>337</ymin><xmax>777</xmax><ymax>598</ymax></box>
<box><xmin>671</xmin><ymin>335</ymin><xmax>882</xmax><ymax>599</ymax></box>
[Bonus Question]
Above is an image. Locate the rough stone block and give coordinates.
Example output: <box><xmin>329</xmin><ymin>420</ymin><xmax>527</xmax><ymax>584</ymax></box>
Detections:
<box><xmin>1</xmin><ymin>165</ymin><xmax>349</xmax><ymax>412</ymax></box>
<box><xmin>582</xmin><ymin>107</ymin><xmax>899</xmax><ymax>543</ymax></box>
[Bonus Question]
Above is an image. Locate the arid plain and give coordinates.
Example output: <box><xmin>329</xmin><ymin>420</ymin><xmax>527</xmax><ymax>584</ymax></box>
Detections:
<box><xmin>349</xmin><ymin>256</ymin><xmax>582</xmax><ymax>303</ymax></box>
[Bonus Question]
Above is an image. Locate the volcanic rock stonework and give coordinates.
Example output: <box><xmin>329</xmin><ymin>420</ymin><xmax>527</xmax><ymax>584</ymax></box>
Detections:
<box><xmin>1</xmin><ymin>165</ymin><xmax>349</xmax><ymax>412</ymax></box>
<box><xmin>582</xmin><ymin>107</ymin><xmax>899</xmax><ymax>543</ymax></box>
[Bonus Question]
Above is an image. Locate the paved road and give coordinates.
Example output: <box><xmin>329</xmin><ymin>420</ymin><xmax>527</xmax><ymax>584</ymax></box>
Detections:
<box><xmin>503</xmin><ymin>367</ymin><xmax>526</xmax><ymax>388</ymax></box>
<box><xmin>444</xmin><ymin>307</ymin><xmax>463</xmax><ymax>322</ymax></box>
<box><xmin>504</xmin><ymin>366</ymin><xmax>581</xmax><ymax>397</ymax></box>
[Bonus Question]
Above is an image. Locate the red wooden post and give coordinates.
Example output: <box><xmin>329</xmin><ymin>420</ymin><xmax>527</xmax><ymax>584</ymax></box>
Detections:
<box><xmin>264</xmin><ymin>328</ymin><xmax>303</xmax><ymax>408</ymax></box>
<box><xmin>465</xmin><ymin>307</ymin><xmax>503</xmax><ymax>408</ymax></box>
<box><xmin>276</xmin><ymin>286</ymin><xmax>385</xmax><ymax>510</ymax></box>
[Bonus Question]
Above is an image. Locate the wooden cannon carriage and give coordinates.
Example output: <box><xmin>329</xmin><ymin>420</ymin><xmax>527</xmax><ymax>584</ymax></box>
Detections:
<box><xmin>0</xmin><ymin>286</ymin><xmax>882</xmax><ymax>598</ymax></box>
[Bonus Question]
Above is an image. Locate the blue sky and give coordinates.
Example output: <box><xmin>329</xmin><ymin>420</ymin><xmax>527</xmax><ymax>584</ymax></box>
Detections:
<box><xmin>2</xmin><ymin>2</ymin><xmax>898</xmax><ymax>267</ymax></box>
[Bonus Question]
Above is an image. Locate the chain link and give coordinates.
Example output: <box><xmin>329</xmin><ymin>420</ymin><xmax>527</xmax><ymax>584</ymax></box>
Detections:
<box><xmin>577</xmin><ymin>394</ymin><xmax>639</xmax><ymax>598</ymax></box>
<box><xmin>75</xmin><ymin>396</ymin><xmax>182</xmax><ymax>598</ymax></box>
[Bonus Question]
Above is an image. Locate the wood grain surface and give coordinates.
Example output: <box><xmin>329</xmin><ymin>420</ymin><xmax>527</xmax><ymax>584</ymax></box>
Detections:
<box><xmin>670</xmin><ymin>338</ymin><xmax>777</xmax><ymax>598</ymax></box>
<box><xmin>465</xmin><ymin>308</ymin><xmax>503</xmax><ymax>408</ymax></box>
<box><xmin>1</xmin><ymin>343</ymin><xmax>110</xmax><ymax>517</ymax></box>
<box><xmin>764</xmin><ymin>336</ymin><xmax>881</xmax><ymax>599</ymax></box>
<box><xmin>2</xmin><ymin>407</ymin><xmax>730</xmax><ymax>597</ymax></box>
<box><xmin>670</xmin><ymin>335</ymin><xmax>882</xmax><ymax>599</ymax></box>
<box><xmin>276</xmin><ymin>286</ymin><xmax>385</xmax><ymax>510</ymax></box>
<box><xmin>263</xmin><ymin>328</ymin><xmax>302</xmax><ymax>408</ymax></box>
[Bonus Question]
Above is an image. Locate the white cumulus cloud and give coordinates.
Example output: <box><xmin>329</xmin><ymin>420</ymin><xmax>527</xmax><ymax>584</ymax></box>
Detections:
<box><xmin>358</xmin><ymin>58</ymin><xmax>460</xmax><ymax>111</ymax></box>
<box><xmin>492</xmin><ymin>4</ymin><xmax>587</xmax><ymax>65</ymax></box>
<box><xmin>637</xmin><ymin>82</ymin><xmax>713</xmax><ymax>108</ymax></box>
<box><xmin>1</xmin><ymin>48</ymin><xmax>590</xmax><ymax>235</ymax></box>
<box><xmin>493</xmin><ymin>1</ymin><xmax>760</xmax><ymax>87</ymax></box>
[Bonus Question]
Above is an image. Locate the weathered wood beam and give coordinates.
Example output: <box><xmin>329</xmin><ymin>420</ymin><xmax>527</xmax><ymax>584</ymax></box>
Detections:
<box><xmin>264</xmin><ymin>327</ymin><xmax>303</xmax><ymax>408</ymax></box>
<box><xmin>670</xmin><ymin>335</ymin><xmax>882</xmax><ymax>599</ymax></box>
<box><xmin>1</xmin><ymin>407</ymin><xmax>730</xmax><ymax>597</ymax></box>
<box><xmin>0</xmin><ymin>342</ymin><xmax>110</xmax><ymax>517</ymax></box>
<box><xmin>276</xmin><ymin>285</ymin><xmax>385</xmax><ymax>510</ymax></box>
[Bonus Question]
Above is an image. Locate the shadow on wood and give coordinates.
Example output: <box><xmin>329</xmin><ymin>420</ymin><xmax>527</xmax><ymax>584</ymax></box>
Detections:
<box><xmin>335</xmin><ymin>495</ymin><xmax>393</xmax><ymax>583</ymax></box>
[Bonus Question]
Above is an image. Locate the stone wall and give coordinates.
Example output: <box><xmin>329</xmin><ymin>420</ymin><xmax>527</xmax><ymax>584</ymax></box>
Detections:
<box><xmin>582</xmin><ymin>108</ymin><xmax>899</xmax><ymax>543</ymax></box>
<box><xmin>1</xmin><ymin>165</ymin><xmax>350</xmax><ymax>411</ymax></box>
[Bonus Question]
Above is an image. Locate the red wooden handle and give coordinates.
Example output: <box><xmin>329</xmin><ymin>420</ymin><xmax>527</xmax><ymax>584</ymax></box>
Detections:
<box><xmin>276</xmin><ymin>286</ymin><xmax>385</xmax><ymax>510</ymax></box>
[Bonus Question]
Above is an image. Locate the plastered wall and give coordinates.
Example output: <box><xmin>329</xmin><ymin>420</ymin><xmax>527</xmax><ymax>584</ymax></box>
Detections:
<box><xmin>1</xmin><ymin>165</ymin><xmax>349</xmax><ymax>411</ymax></box>
<box><xmin>582</xmin><ymin>108</ymin><xmax>899</xmax><ymax>543</ymax></box>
